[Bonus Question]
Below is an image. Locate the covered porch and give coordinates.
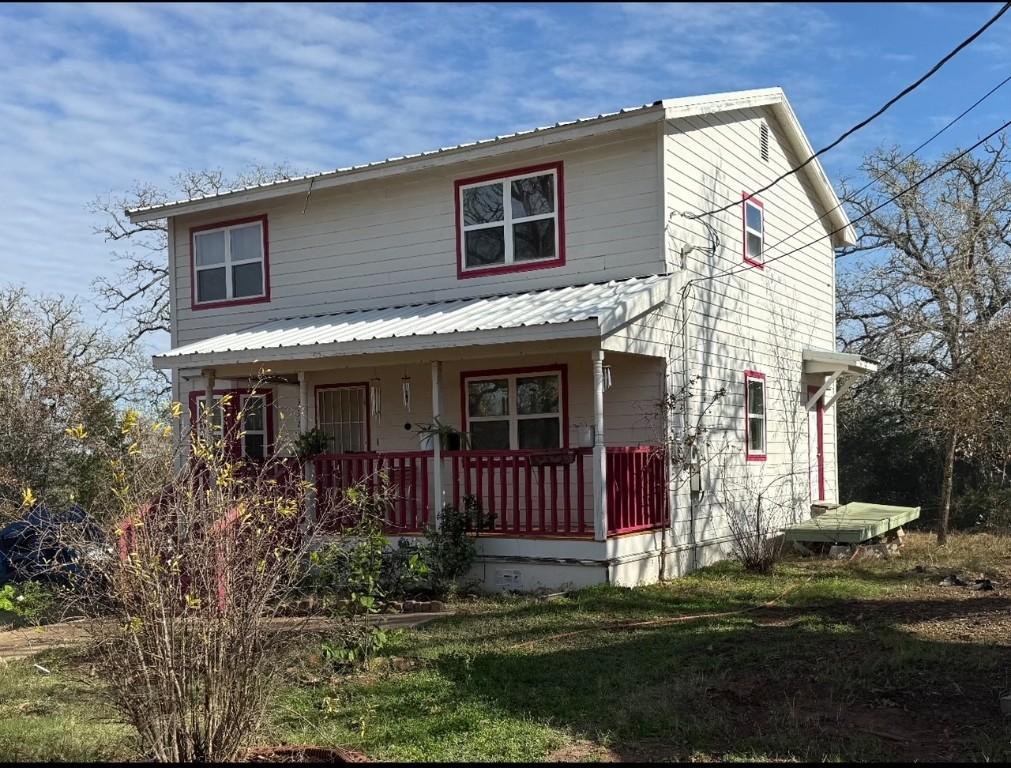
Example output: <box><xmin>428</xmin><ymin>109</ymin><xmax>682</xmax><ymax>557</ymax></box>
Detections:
<box><xmin>160</xmin><ymin>276</ymin><xmax>678</xmax><ymax>543</ymax></box>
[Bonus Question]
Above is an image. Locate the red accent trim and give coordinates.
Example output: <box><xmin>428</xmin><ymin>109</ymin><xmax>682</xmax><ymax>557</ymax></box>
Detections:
<box><xmin>455</xmin><ymin>161</ymin><xmax>565</xmax><ymax>279</ymax></box>
<box><xmin>314</xmin><ymin>382</ymin><xmax>372</xmax><ymax>451</ymax></box>
<box><xmin>460</xmin><ymin>364</ymin><xmax>569</xmax><ymax>449</ymax></box>
<box><xmin>742</xmin><ymin>192</ymin><xmax>765</xmax><ymax>269</ymax></box>
<box><xmin>808</xmin><ymin>385</ymin><xmax>826</xmax><ymax>500</ymax></box>
<box><xmin>187</xmin><ymin>386</ymin><xmax>275</xmax><ymax>458</ymax></box>
<box><xmin>190</xmin><ymin>214</ymin><xmax>270</xmax><ymax>310</ymax></box>
<box><xmin>744</xmin><ymin>369</ymin><xmax>767</xmax><ymax>462</ymax></box>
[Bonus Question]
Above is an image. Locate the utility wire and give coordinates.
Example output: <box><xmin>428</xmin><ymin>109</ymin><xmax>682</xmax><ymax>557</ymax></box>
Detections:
<box><xmin>698</xmin><ymin>1</ymin><xmax>1011</xmax><ymax>218</ymax></box>
<box><xmin>697</xmin><ymin>115</ymin><xmax>1011</xmax><ymax>285</ymax></box>
<box><xmin>760</xmin><ymin>70</ymin><xmax>1011</xmax><ymax>257</ymax></box>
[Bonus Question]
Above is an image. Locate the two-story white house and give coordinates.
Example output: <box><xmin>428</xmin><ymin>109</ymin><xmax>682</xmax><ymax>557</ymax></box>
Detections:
<box><xmin>127</xmin><ymin>88</ymin><xmax>875</xmax><ymax>591</ymax></box>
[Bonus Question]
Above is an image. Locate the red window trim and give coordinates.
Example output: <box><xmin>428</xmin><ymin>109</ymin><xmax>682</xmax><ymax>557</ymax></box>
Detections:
<box><xmin>742</xmin><ymin>192</ymin><xmax>765</xmax><ymax>269</ymax></box>
<box><xmin>459</xmin><ymin>363</ymin><xmax>569</xmax><ymax>449</ymax></box>
<box><xmin>190</xmin><ymin>214</ymin><xmax>271</xmax><ymax>310</ymax></box>
<box><xmin>187</xmin><ymin>387</ymin><xmax>275</xmax><ymax>459</ymax></box>
<box><xmin>807</xmin><ymin>385</ymin><xmax>826</xmax><ymax>500</ymax></box>
<box><xmin>455</xmin><ymin>161</ymin><xmax>566</xmax><ymax>280</ymax></box>
<box><xmin>744</xmin><ymin>369</ymin><xmax>767</xmax><ymax>462</ymax></box>
<box><xmin>314</xmin><ymin>382</ymin><xmax>372</xmax><ymax>452</ymax></box>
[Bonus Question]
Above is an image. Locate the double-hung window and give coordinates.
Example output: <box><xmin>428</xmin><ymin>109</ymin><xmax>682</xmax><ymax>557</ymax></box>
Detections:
<box><xmin>742</xmin><ymin>194</ymin><xmax>764</xmax><ymax>267</ymax></box>
<box><xmin>193</xmin><ymin>390</ymin><xmax>271</xmax><ymax>460</ymax></box>
<box><xmin>240</xmin><ymin>394</ymin><xmax>268</xmax><ymax>460</ymax></box>
<box><xmin>456</xmin><ymin>162</ymin><xmax>564</xmax><ymax>277</ymax></box>
<box><xmin>465</xmin><ymin>368</ymin><xmax>565</xmax><ymax>450</ymax></box>
<box><xmin>192</xmin><ymin>215</ymin><xmax>269</xmax><ymax>307</ymax></box>
<box><xmin>744</xmin><ymin>370</ymin><xmax>767</xmax><ymax>461</ymax></box>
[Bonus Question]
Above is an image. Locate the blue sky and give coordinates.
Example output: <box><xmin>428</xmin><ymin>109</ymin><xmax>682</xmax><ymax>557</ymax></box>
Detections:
<box><xmin>1</xmin><ymin>2</ymin><xmax>1009</xmax><ymax>354</ymax></box>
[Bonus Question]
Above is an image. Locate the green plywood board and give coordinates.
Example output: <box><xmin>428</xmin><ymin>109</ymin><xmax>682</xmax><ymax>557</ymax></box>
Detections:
<box><xmin>782</xmin><ymin>502</ymin><xmax>920</xmax><ymax>544</ymax></box>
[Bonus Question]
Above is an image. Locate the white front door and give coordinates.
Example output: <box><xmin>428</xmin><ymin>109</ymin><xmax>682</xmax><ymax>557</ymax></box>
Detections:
<box><xmin>807</xmin><ymin>386</ymin><xmax>824</xmax><ymax>502</ymax></box>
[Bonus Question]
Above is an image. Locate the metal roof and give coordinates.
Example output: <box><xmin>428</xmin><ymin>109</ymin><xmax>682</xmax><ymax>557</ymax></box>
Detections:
<box><xmin>155</xmin><ymin>274</ymin><xmax>676</xmax><ymax>369</ymax></box>
<box><xmin>127</xmin><ymin>100</ymin><xmax>664</xmax><ymax>219</ymax></box>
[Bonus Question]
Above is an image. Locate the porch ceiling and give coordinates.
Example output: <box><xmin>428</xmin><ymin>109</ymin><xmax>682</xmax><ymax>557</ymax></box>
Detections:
<box><xmin>154</xmin><ymin>274</ymin><xmax>677</xmax><ymax>369</ymax></box>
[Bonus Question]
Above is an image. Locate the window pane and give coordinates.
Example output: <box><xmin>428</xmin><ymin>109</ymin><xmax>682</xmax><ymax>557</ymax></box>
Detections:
<box><xmin>518</xmin><ymin>418</ymin><xmax>560</xmax><ymax>449</ymax></box>
<box><xmin>748</xmin><ymin>417</ymin><xmax>764</xmax><ymax>452</ymax></box>
<box><xmin>511</xmin><ymin>174</ymin><xmax>554</xmax><ymax>218</ymax></box>
<box><xmin>516</xmin><ymin>375</ymin><xmax>559</xmax><ymax>415</ymax></box>
<box><xmin>513</xmin><ymin>219</ymin><xmax>555</xmax><ymax>262</ymax></box>
<box><xmin>197</xmin><ymin>267</ymin><xmax>227</xmax><ymax>302</ymax></box>
<box><xmin>748</xmin><ymin>380</ymin><xmax>764</xmax><ymax>415</ymax></box>
<box><xmin>468</xmin><ymin>379</ymin><xmax>509</xmax><ymax>417</ymax></box>
<box><xmin>232</xmin><ymin>261</ymin><xmax>263</xmax><ymax>298</ymax></box>
<box><xmin>747</xmin><ymin>233</ymin><xmax>763</xmax><ymax>260</ymax></box>
<box><xmin>465</xmin><ymin>227</ymin><xmax>506</xmax><ymax>267</ymax></box>
<box><xmin>462</xmin><ymin>183</ymin><xmax>504</xmax><ymax>225</ymax></box>
<box><xmin>470</xmin><ymin>420</ymin><xmax>510</xmax><ymax>450</ymax></box>
<box><xmin>230</xmin><ymin>224</ymin><xmax>262</xmax><ymax>262</ymax></box>
<box><xmin>195</xmin><ymin>230</ymin><xmax>226</xmax><ymax>266</ymax></box>
<box><xmin>746</xmin><ymin>202</ymin><xmax>763</xmax><ymax>232</ymax></box>
<box><xmin>243</xmin><ymin>397</ymin><xmax>264</xmax><ymax>431</ymax></box>
<box><xmin>244</xmin><ymin>433</ymin><xmax>265</xmax><ymax>459</ymax></box>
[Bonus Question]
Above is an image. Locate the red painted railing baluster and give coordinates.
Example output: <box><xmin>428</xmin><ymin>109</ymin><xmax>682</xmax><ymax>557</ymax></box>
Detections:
<box><xmin>576</xmin><ymin>451</ymin><xmax>585</xmax><ymax>535</ymax></box>
<box><xmin>563</xmin><ymin>460</ymin><xmax>572</xmax><ymax>535</ymax></box>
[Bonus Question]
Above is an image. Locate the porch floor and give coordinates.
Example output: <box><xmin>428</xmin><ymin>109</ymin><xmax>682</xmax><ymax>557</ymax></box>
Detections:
<box><xmin>782</xmin><ymin>502</ymin><xmax>921</xmax><ymax>545</ymax></box>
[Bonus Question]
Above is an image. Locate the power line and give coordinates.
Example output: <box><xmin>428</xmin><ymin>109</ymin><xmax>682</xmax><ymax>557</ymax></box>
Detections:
<box><xmin>759</xmin><ymin>70</ymin><xmax>1011</xmax><ymax>259</ymax></box>
<box><xmin>696</xmin><ymin>115</ymin><xmax>1011</xmax><ymax>286</ymax></box>
<box><xmin>698</xmin><ymin>1</ymin><xmax>1011</xmax><ymax>218</ymax></box>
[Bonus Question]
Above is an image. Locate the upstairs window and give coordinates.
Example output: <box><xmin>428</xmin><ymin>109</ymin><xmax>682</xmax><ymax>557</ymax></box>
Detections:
<box><xmin>456</xmin><ymin>162</ymin><xmax>565</xmax><ymax>278</ymax></box>
<box><xmin>744</xmin><ymin>370</ymin><xmax>767</xmax><ymax>461</ymax></box>
<box><xmin>191</xmin><ymin>215</ymin><xmax>269</xmax><ymax>308</ymax></box>
<box><xmin>464</xmin><ymin>367</ymin><xmax>565</xmax><ymax>450</ymax></box>
<box><xmin>742</xmin><ymin>194</ymin><xmax>764</xmax><ymax>268</ymax></box>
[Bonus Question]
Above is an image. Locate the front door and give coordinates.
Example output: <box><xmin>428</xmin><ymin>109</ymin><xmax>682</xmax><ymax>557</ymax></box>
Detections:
<box><xmin>807</xmin><ymin>386</ymin><xmax>825</xmax><ymax>502</ymax></box>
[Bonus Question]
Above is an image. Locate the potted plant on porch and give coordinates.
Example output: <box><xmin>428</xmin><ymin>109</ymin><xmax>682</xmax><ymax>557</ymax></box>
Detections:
<box><xmin>415</xmin><ymin>418</ymin><xmax>468</xmax><ymax>451</ymax></box>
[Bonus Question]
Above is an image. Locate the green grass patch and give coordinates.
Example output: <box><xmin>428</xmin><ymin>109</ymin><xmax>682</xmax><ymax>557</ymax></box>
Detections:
<box><xmin>2</xmin><ymin>532</ymin><xmax>1010</xmax><ymax>761</ymax></box>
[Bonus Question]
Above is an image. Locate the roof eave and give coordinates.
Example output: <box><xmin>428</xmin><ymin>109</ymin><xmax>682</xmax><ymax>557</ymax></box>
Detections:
<box><xmin>126</xmin><ymin>105</ymin><xmax>665</xmax><ymax>224</ymax></box>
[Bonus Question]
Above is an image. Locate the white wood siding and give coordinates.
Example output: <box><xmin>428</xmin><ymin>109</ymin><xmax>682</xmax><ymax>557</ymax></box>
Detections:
<box><xmin>169</xmin><ymin>126</ymin><xmax>662</xmax><ymax>347</ymax></box>
<box><xmin>659</xmin><ymin>106</ymin><xmax>840</xmax><ymax>547</ymax></box>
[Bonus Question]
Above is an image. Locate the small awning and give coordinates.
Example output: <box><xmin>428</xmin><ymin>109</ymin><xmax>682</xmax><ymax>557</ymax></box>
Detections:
<box><xmin>154</xmin><ymin>274</ymin><xmax>677</xmax><ymax>369</ymax></box>
<box><xmin>803</xmin><ymin>349</ymin><xmax>879</xmax><ymax>409</ymax></box>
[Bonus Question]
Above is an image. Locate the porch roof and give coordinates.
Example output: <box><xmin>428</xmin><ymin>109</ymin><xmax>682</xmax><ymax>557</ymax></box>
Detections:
<box><xmin>153</xmin><ymin>274</ymin><xmax>676</xmax><ymax>369</ymax></box>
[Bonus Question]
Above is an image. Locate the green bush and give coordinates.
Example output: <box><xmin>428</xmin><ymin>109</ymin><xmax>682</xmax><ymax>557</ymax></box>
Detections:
<box><xmin>420</xmin><ymin>495</ymin><xmax>493</xmax><ymax>597</ymax></box>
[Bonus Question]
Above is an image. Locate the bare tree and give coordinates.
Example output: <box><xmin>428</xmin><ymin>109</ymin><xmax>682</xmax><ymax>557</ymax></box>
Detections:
<box><xmin>0</xmin><ymin>286</ymin><xmax>166</xmax><ymax>519</ymax></box>
<box><xmin>90</xmin><ymin>165</ymin><xmax>299</xmax><ymax>346</ymax></box>
<box><xmin>837</xmin><ymin>136</ymin><xmax>1011</xmax><ymax>543</ymax></box>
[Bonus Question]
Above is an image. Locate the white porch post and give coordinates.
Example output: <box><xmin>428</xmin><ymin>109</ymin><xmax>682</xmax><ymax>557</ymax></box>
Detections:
<box><xmin>298</xmin><ymin>370</ymin><xmax>309</xmax><ymax>434</ymax></box>
<box><xmin>297</xmin><ymin>370</ymin><xmax>316</xmax><ymax>525</ymax></box>
<box><xmin>431</xmin><ymin>361</ymin><xmax>443</xmax><ymax>529</ymax></box>
<box><xmin>592</xmin><ymin>350</ymin><xmax>608</xmax><ymax>541</ymax></box>
<box><xmin>202</xmin><ymin>368</ymin><xmax>216</xmax><ymax>430</ymax></box>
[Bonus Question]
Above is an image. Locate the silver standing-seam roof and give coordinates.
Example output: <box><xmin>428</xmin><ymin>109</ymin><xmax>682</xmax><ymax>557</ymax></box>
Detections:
<box><xmin>154</xmin><ymin>274</ymin><xmax>677</xmax><ymax>369</ymax></box>
<box><xmin>124</xmin><ymin>88</ymin><xmax>854</xmax><ymax>246</ymax></box>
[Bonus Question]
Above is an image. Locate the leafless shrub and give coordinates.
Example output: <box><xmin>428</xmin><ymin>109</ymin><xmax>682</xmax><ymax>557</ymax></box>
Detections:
<box><xmin>56</xmin><ymin>387</ymin><xmax>338</xmax><ymax>762</ymax></box>
<box><xmin>720</xmin><ymin>458</ymin><xmax>792</xmax><ymax>573</ymax></box>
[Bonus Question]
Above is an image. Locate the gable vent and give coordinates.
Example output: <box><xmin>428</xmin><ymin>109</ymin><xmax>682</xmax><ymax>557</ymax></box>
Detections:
<box><xmin>759</xmin><ymin>122</ymin><xmax>770</xmax><ymax>162</ymax></box>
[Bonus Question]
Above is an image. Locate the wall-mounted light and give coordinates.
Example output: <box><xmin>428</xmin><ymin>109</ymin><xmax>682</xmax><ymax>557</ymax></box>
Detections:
<box><xmin>603</xmin><ymin>365</ymin><xmax>613</xmax><ymax>391</ymax></box>
<box><xmin>401</xmin><ymin>375</ymin><xmax>412</xmax><ymax>413</ymax></box>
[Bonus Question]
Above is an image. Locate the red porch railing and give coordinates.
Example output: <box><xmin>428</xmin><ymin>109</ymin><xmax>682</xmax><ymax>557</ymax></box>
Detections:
<box><xmin>312</xmin><ymin>452</ymin><xmax>431</xmax><ymax>534</ymax></box>
<box><xmin>445</xmin><ymin>448</ymin><xmax>592</xmax><ymax>538</ymax></box>
<box><xmin>310</xmin><ymin>445</ymin><xmax>668</xmax><ymax>538</ymax></box>
<box><xmin>606</xmin><ymin>446</ymin><xmax>669</xmax><ymax>535</ymax></box>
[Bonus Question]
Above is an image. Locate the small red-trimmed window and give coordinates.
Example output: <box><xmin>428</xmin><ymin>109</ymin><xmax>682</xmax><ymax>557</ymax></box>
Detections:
<box><xmin>744</xmin><ymin>371</ymin><xmax>767</xmax><ymax>461</ymax></box>
<box><xmin>464</xmin><ymin>368</ymin><xmax>564</xmax><ymax>450</ymax></box>
<box><xmin>192</xmin><ymin>216</ymin><xmax>268</xmax><ymax>306</ymax></box>
<box><xmin>742</xmin><ymin>194</ymin><xmax>764</xmax><ymax>267</ymax></box>
<box><xmin>456</xmin><ymin>162</ymin><xmax>564</xmax><ymax>277</ymax></box>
